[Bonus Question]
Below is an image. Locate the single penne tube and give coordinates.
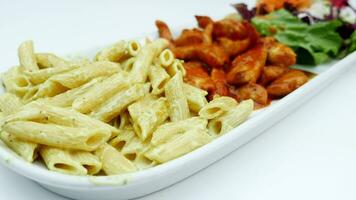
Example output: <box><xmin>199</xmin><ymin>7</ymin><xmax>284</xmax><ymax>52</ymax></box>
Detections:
<box><xmin>72</xmin><ymin>71</ymin><xmax>130</xmax><ymax>114</ymax></box>
<box><xmin>49</xmin><ymin>61</ymin><xmax>122</xmax><ymax>89</ymax></box>
<box><xmin>26</xmin><ymin>64</ymin><xmax>80</xmax><ymax>84</ymax></box>
<box><xmin>151</xmin><ymin>117</ymin><xmax>208</xmax><ymax>146</ymax></box>
<box><xmin>95</xmin><ymin>143</ymin><xmax>136</xmax><ymax>175</ymax></box>
<box><xmin>121</xmin><ymin>57</ymin><xmax>136</xmax><ymax>72</ymax></box>
<box><xmin>3</xmin><ymin>121</ymin><xmax>110</xmax><ymax>151</ymax></box>
<box><xmin>111</xmin><ymin>111</ymin><xmax>131</xmax><ymax>130</ymax></box>
<box><xmin>0</xmin><ymin>131</ymin><xmax>38</xmax><ymax>163</ymax></box>
<box><xmin>2</xmin><ymin>66</ymin><xmax>32</xmax><ymax>98</ymax></box>
<box><xmin>120</xmin><ymin>135</ymin><xmax>148</xmax><ymax>157</ymax></box>
<box><xmin>40</xmin><ymin>146</ymin><xmax>87</xmax><ymax>175</ymax></box>
<box><xmin>129</xmin><ymin>39</ymin><xmax>169</xmax><ymax>83</ymax></box>
<box><xmin>127</xmin><ymin>94</ymin><xmax>158</xmax><ymax>122</ymax></box>
<box><xmin>129</xmin><ymin>97</ymin><xmax>169</xmax><ymax>141</ymax></box>
<box><xmin>158</xmin><ymin>49</ymin><xmax>174</xmax><ymax>67</ymax></box>
<box><xmin>208</xmin><ymin>99</ymin><xmax>254</xmax><ymax>136</ymax></box>
<box><xmin>36</xmin><ymin>53</ymin><xmax>69</xmax><ymax>68</ymax></box>
<box><xmin>165</xmin><ymin>72</ymin><xmax>190</xmax><ymax>122</ymax></box>
<box><xmin>127</xmin><ymin>40</ymin><xmax>141</xmax><ymax>57</ymax></box>
<box><xmin>32</xmin><ymin>78</ymin><xmax>71</xmax><ymax>99</ymax></box>
<box><xmin>44</xmin><ymin>77</ymin><xmax>104</xmax><ymax>107</ymax></box>
<box><xmin>32</xmin><ymin>61</ymin><xmax>121</xmax><ymax>99</ymax></box>
<box><xmin>0</xmin><ymin>93</ymin><xmax>23</xmax><ymax>115</ymax></box>
<box><xmin>70</xmin><ymin>151</ymin><xmax>102</xmax><ymax>175</ymax></box>
<box><xmin>109</xmin><ymin>128</ymin><xmax>136</xmax><ymax>152</ymax></box>
<box><xmin>4</xmin><ymin>101</ymin><xmax>118</xmax><ymax>138</ymax></box>
<box><xmin>148</xmin><ymin>64</ymin><xmax>170</xmax><ymax>95</ymax></box>
<box><xmin>133</xmin><ymin>153</ymin><xmax>157</xmax><ymax>170</ymax></box>
<box><xmin>166</xmin><ymin>59</ymin><xmax>186</xmax><ymax>77</ymax></box>
<box><xmin>199</xmin><ymin>96</ymin><xmax>238</xmax><ymax>120</ymax></box>
<box><xmin>22</xmin><ymin>85</ymin><xmax>40</xmax><ymax>102</ymax></box>
<box><xmin>183</xmin><ymin>83</ymin><xmax>208</xmax><ymax>113</ymax></box>
<box><xmin>96</xmin><ymin>40</ymin><xmax>127</xmax><ymax>62</ymax></box>
<box><xmin>18</xmin><ymin>40</ymin><xmax>39</xmax><ymax>72</ymax></box>
<box><xmin>91</xmin><ymin>83</ymin><xmax>150</xmax><ymax>122</ymax></box>
<box><xmin>145</xmin><ymin>128</ymin><xmax>212</xmax><ymax>163</ymax></box>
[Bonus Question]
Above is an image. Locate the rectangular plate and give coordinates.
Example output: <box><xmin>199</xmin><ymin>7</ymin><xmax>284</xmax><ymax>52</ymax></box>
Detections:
<box><xmin>0</xmin><ymin>32</ymin><xmax>356</xmax><ymax>200</ymax></box>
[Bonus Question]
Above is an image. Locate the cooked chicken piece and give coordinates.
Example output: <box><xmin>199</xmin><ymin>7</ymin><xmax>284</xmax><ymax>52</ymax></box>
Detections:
<box><xmin>267</xmin><ymin>70</ymin><xmax>308</xmax><ymax>97</ymax></box>
<box><xmin>173</xmin><ymin>44</ymin><xmax>228</xmax><ymax>68</ymax></box>
<box><xmin>268</xmin><ymin>42</ymin><xmax>296</xmax><ymax>67</ymax></box>
<box><xmin>217</xmin><ymin>37</ymin><xmax>251</xmax><ymax>57</ymax></box>
<box><xmin>172</xmin><ymin>45</ymin><xmax>196</xmax><ymax>60</ymax></box>
<box><xmin>183</xmin><ymin>61</ymin><xmax>216</xmax><ymax>93</ymax></box>
<box><xmin>174</xmin><ymin>29</ymin><xmax>205</xmax><ymax>47</ymax></box>
<box><xmin>217</xmin><ymin>22</ymin><xmax>259</xmax><ymax>58</ymax></box>
<box><xmin>195</xmin><ymin>15</ymin><xmax>214</xmax><ymax>28</ymax></box>
<box><xmin>236</xmin><ymin>83</ymin><xmax>269</xmax><ymax>106</ymax></box>
<box><xmin>259</xmin><ymin>65</ymin><xmax>289</xmax><ymax>86</ymax></box>
<box><xmin>195</xmin><ymin>44</ymin><xmax>229</xmax><ymax>68</ymax></box>
<box><xmin>211</xmin><ymin>69</ymin><xmax>229</xmax><ymax>97</ymax></box>
<box><xmin>155</xmin><ymin>20</ymin><xmax>174</xmax><ymax>42</ymax></box>
<box><xmin>202</xmin><ymin>23</ymin><xmax>214</xmax><ymax>44</ymax></box>
<box><xmin>227</xmin><ymin>43</ymin><xmax>267</xmax><ymax>85</ymax></box>
<box><xmin>213</xmin><ymin>19</ymin><xmax>249</xmax><ymax>40</ymax></box>
<box><xmin>262</xmin><ymin>37</ymin><xmax>296</xmax><ymax>67</ymax></box>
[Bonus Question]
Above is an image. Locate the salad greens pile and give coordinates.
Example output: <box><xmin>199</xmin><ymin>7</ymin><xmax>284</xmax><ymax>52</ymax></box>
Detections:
<box><xmin>251</xmin><ymin>10</ymin><xmax>343</xmax><ymax>65</ymax></box>
<box><xmin>233</xmin><ymin>0</ymin><xmax>356</xmax><ymax>66</ymax></box>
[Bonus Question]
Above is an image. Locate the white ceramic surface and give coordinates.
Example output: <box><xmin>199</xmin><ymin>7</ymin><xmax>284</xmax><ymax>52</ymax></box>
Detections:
<box><xmin>1</xmin><ymin>1</ymin><xmax>356</xmax><ymax>199</ymax></box>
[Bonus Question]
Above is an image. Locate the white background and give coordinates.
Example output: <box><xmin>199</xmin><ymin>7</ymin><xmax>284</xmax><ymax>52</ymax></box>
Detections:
<box><xmin>1</xmin><ymin>0</ymin><xmax>356</xmax><ymax>199</ymax></box>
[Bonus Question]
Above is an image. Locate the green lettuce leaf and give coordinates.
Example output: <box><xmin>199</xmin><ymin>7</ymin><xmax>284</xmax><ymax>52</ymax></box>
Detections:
<box><xmin>349</xmin><ymin>30</ymin><xmax>356</xmax><ymax>52</ymax></box>
<box><xmin>252</xmin><ymin>9</ymin><xmax>343</xmax><ymax>65</ymax></box>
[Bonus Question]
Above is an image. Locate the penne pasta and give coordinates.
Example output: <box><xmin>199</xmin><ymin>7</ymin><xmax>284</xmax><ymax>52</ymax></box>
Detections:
<box><xmin>96</xmin><ymin>40</ymin><xmax>127</xmax><ymax>62</ymax></box>
<box><xmin>18</xmin><ymin>41</ymin><xmax>39</xmax><ymax>72</ymax></box>
<box><xmin>151</xmin><ymin>117</ymin><xmax>207</xmax><ymax>145</ymax></box>
<box><xmin>183</xmin><ymin>83</ymin><xmax>208</xmax><ymax>113</ymax></box>
<box><xmin>127</xmin><ymin>94</ymin><xmax>158</xmax><ymax>122</ymax></box>
<box><xmin>158</xmin><ymin>49</ymin><xmax>174</xmax><ymax>67</ymax></box>
<box><xmin>111</xmin><ymin>111</ymin><xmax>131</xmax><ymax>130</ymax></box>
<box><xmin>0</xmin><ymin>131</ymin><xmax>38</xmax><ymax>163</ymax></box>
<box><xmin>32</xmin><ymin>61</ymin><xmax>121</xmax><ymax>99</ymax></box>
<box><xmin>72</xmin><ymin>71</ymin><xmax>130</xmax><ymax>114</ymax></box>
<box><xmin>47</xmin><ymin>61</ymin><xmax>121</xmax><ymax>88</ymax></box>
<box><xmin>127</xmin><ymin>40</ymin><xmax>141</xmax><ymax>57</ymax></box>
<box><xmin>199</xmin><ymin>96</ymin><xmax>238</xmax><ymax>120</ymax></box>
<box><xmin>129</xmin><ymin>39</ymin><xmax>169</xmax><ymax>83</ymax></box>
<box><xmin>4</xmin><ymin>102</ymin><xmax>118</xmax><ymax>138</ymax></box>
<box><xmin>109</xmin><ymin>129</ymin><xmax>136</xmax><ymax>152</ymax></box>
<box><xmin>40</xmin><ymin>146</ymin><xmax>87</xmax><ymax>175</ymax></box>
<box><xmin>133</xmin><ymin>153</ymin><xmax>157</xmax><ymax>170</ymax></box>
<box><xmin>36</xmin><ymin>53</ymin><xmax>69</xmax><ymax>68</ymax></box>
<box><xmin>44</xmin><ymin>77</ymin><xmax>104</xmax><ymax>108</ymax></box>
<box><xmin>208</xmin><ymin>99</ymin><xmax>253</xmax><ymax>136</ymax></box>
<box><xmin>149</xmin><ymin>64</ymin><xmax>170</xmax><ymax>95</ymax></box>
<box><xmin>3</xmin><ymin>121</ymin><xmax>110</xmax><ymax>151</ymax></box>
<box><xmin>0</xmin><ymin>93</ymin><xmax>23</xmax><ymax>115</ymax></box>
<box><xmin>25</xmin><ymin>63</ymin><xmax>80</xmax><ymax>84</ymax></box>
<box><xmin>70</xmin><ymin>151</ymin><xmax>102</xmax><ymax>175</ymax></box>
<box><xmin>91</xmin><ymin>83</ymin><xmax>150</xmax><ymax>122</ymax></box>
<box><xmin>1</xmin><ymin>66</ymin><xmax>33</xmax><ymax>98</ymax></box>
<box><xmin>145</xmin><ymin>128</ymin><xmax>212</xmax><ymax>163</ymax></box>
<box><xmin>95</xmin><ymin>143</ymin><xmax>136</xmax><ymax>175</ymax></box>
<box><xmin>166</xmin><ymin>59</ymin><xmax>186</xmax><ymax>77</ymax></box>
<box><xmin>121</xmin><ymin>57</ymin><xmax>136</xmax><ymax>72</ymax></box>
<box><xmin>128</xmin><ymin>97</ymin><xmax>169</xmax><ymax>140</ymax></box>
<box><xmin>165</xmin><ymin>72</ymin><xmax>190</xmax><ymax>122</ymax></box>
<box><xmin>1</xmin><ymin>38</ymin><xmax>255</xmax><ymax>176</ymax></box>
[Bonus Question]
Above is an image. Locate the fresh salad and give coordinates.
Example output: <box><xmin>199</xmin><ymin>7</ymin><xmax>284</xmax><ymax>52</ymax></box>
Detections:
<box><xmin>234</xmin><ymin>0</ymin><xmax>356</xmax><ymax>65</ymax></box>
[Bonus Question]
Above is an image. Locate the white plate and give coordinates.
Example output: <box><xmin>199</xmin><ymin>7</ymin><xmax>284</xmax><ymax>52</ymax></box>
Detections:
<box><xmin>1</xmin><ymin>29</ymin><xmax>356</xmax><ymax>200</ymax></box>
